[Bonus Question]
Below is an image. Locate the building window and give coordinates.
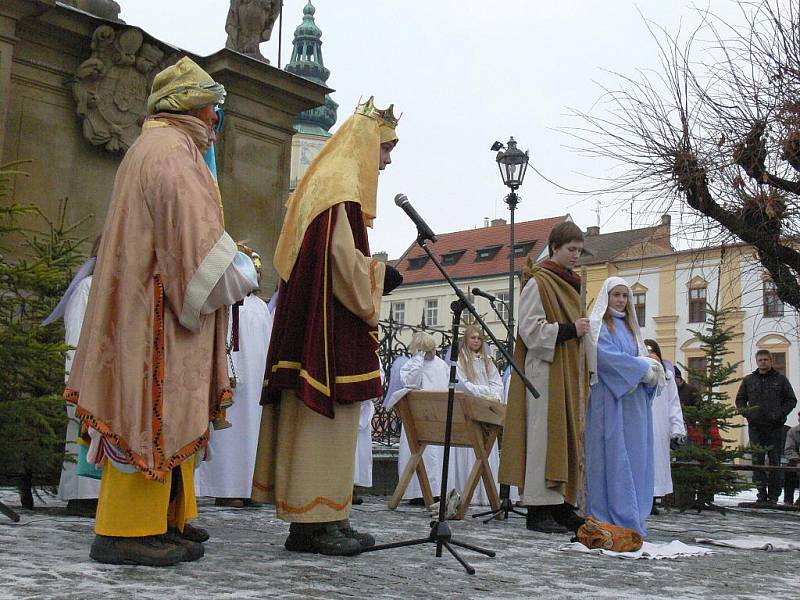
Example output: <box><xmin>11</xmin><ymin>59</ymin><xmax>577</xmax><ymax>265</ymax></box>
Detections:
<box><xmin>442</xmin><ymin>250</ymin><xmax>466</xmax><ymax>266</ymax></box>
<box><xmin>475</xmin><ymin>245</ymin><xmax>502</xmax><ymax>262</ymax></box>
<box><xmin>424</xmin><ymin>299</ymin><xmax>438</xmax><ymax>326</ymax></box>
<box><xmin>510</xmin><ymin>241</ymin><xmax>536</xmax><ymax>258</ymax></box>
<box><xmin>772</xmin><ymin>351</ymin><xmax>787</xmax><ymax>376</ymax></box>
<box><xmin>763</xmin><ymin>280</ymin><xmax>784</xmax><ymax>318</ymax></box>
<box><xmin>687</xmin><ymin>356</ymin><xmax>708</xmax><ymax>384</ymax></box>
<box><xmin>633</xmin><ymin>292</ymin><xmax>646</xmax><ymax>328</ymax></box>
<box><xmin>407</xmin><ymin>256</ymin><xmax>428</xmax><ymax>270</ymax></box>
<box><xmin>391</xmin><ymin>301</ymin><xmax>405</xmax><ymax>324</ymax></box>
<box><xmin>495</xmin><ymin>291</ymin><xmax>510</xmax><ymax>323</ymax></box>
<box><xmin>688</xmin><ymin>286</ymin><xmax>707</xmax><ymax>323</ymax></box>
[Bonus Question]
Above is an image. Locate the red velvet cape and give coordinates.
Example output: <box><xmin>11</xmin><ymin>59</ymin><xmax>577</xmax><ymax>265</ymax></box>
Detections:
<box><xmin>262</xmin><ymin>202</ymin><xmax>382</xmax><ymax>418</ymax></box>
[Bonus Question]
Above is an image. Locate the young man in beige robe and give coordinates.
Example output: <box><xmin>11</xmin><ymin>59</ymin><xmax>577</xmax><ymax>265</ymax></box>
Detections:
<box><xmin>66</xmin><ymin>57</ymin><xmax>257</xmax><ymax>566</ymax></box>
<box><xmin>499</xmin><ymin>221</ymin><xmax>590</xmax><ymax>533</ymax></box>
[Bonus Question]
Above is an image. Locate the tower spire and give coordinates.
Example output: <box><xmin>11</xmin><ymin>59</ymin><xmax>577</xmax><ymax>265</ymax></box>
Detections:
<box><xmin>285</xmin><ymin>1</ymin><xmax>338</xmax><ymax>136</ymax></box>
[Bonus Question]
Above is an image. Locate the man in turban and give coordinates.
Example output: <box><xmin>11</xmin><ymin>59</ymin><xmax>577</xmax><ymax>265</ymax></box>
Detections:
<box><xmin>252</xmin><ymin>97</ymin><xmax>403</xmax><ymax>556</ymax></box>
<box><xmin>66</xmin><ymin>57</ymin><xmax>258</xmax><ymax>566</ymax></box>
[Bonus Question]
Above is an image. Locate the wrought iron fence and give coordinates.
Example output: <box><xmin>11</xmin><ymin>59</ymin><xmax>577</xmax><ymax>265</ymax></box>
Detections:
<box><xmin>370</xmin><ymin>316</ymin><xmax>508</xmax><ymax>445</ymax></box>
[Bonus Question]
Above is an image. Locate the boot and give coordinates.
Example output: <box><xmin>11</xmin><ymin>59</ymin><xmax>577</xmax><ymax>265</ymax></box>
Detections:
<box><xmin>551</xmin><ymin>503</ymin><xmax>586</xmax><ymax>533</ymax></box>
<box><xmin>161</xmin><ymin>529</ymin><xmax>205</xmax><ymax>562</ymax></box>
<box><xmin>525</xmin><ymin>506</ymin><xmax>568</xmax><ymax>534</ymax></box>
<box><xmin>336</xmin><ymin>519</ymin><xmax>375</xmax><ymax>549</ymax></box>
<box><xmin>284</xmin><ymin>523</ymin><xmax>362</xmax><ymax>556</ymax></box>
<box><xmin>215</xmin><ymin>497</ymin><xmax>245</xmax><ymax>508</ymax></box>
<box><xmin>89</xmin><ymin>534</ymin><xmax>186</xmax><ymax>566</ymax></box>
<box><xmin>180</xmin><ymin>522</ymin><xmax>210</xmax><ymax>543</ymax></box>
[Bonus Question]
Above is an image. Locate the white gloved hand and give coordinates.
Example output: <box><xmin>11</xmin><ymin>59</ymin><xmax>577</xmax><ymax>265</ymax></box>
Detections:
<box><xmin>641</xmin><ymin>358</ymin><xmax>664</xmax><ymax>386</ymax></box>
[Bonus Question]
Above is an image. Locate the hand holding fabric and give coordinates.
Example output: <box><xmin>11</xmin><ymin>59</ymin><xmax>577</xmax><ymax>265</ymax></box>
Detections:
<box><xmin>641</xmin><ymin>357</ymin><xmax>664</xmax><ymax>386</ymax></box>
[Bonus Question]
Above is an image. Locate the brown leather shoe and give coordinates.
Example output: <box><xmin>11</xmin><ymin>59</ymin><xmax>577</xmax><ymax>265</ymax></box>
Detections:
<box><xmin>180</xmin><ymin>522</ymin><xmax>210</xmax><ymax>543</ymax></box>
<box><xmin>215</xmin><ymin>497</ymin><xmax>245</xmax><ymax>508</ymax></box>
<box><xmin>89</xmin><ymin>535</ymin><xmax>186</xmax><ymax>566</ymax></box>
<box><xmin>162</xmin><ymin>530</ymin><xmax>205</xmax><ymax>562</ymax></box>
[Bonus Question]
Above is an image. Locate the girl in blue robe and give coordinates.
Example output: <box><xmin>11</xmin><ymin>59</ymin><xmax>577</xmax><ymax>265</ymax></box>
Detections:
<box><xmin>584</xmin><ymin>277</ymin><xmax>663</xmax><ymax>537</ymax></box>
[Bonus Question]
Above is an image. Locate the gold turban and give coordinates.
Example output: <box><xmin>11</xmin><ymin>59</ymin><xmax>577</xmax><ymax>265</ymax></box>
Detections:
<box><xmin>146</xmin><ymin>56</ymin><xmax>226</xmax><ymax>115</ymax></box>
<box><xmin>272</xmin><ymin>98</ymin><xmax>399</xmax><ymax>281</ymax></box>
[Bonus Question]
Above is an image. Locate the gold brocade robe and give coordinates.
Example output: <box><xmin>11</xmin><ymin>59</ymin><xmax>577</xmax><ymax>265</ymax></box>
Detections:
<box><xmin>66</xmin><ymin>115</ymin><xmax>235</xmax><ymax>482</ymax></box>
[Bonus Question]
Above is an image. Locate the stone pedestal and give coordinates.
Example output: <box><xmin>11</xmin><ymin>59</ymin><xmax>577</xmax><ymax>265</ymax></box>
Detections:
<box><xmin>0</xmin><ymin>0</ymin><xmax>328</xmax><ymax>293</ymax></box>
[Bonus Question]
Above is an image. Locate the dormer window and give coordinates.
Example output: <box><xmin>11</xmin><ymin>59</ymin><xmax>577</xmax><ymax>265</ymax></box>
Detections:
<box><xmin>441</xmin><ymin>250</ymin><xmax>466</xmax><ymax>266</ymax></box>
<box><xmin>407</xmin><ymin>256</ymin><xmax>429</xmax><ymax>270</ymax></box>
<box><xmin>475</xmin><ymin>245</ymin><xmax>502</xmax><ymax>262</ymax></box>
<box><xmin>510</xmin><ymin>241</ymin><xmax>536</xmax><ymax>258</ymax></box>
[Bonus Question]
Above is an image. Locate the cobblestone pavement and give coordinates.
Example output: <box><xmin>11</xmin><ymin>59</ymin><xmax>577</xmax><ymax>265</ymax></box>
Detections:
<box><xmin>2</xmin><ymin>488</ymin><xmax>799</xmax><ymax>600</ymax></box>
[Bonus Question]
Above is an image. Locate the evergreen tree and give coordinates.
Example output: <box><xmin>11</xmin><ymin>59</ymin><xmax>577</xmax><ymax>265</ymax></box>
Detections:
<box><xmin>0</xmin><ymin>162</ymin><xmax>88</xmax><ymax>508</ymax></box>
<box><xmin>672</xmin><ymin>282</ymin><xmax>751</xmax><ymax>511</ymax></box>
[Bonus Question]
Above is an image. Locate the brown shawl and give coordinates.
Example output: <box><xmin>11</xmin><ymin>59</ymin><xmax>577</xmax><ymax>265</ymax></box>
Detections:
<box><xmin>65</xmin><ymin>114</ymin><xmax>232</xmax><ymax>481</ymax></box>
<box><xmin>499</xmin><ymin>265</ymin><xmax>589</xmax><ymax>505</ymax></box>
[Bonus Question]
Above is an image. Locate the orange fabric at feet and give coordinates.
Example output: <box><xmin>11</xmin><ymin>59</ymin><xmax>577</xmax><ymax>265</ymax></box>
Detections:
<box><xmin>576</xmin><ymin>516</ymin><xmax>644</xmax><ymax>553</ymax></box>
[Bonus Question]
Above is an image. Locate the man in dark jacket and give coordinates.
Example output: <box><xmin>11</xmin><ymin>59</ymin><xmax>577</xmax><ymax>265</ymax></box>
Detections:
<box><xmin>736</xmin><ymin>350</ymin><xmax>798</xmax><ymax>503</ymax></box>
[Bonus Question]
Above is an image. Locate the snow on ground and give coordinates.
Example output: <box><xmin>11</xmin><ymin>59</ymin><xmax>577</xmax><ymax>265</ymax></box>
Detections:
<box><xmin>1</xmin><ymin>487</ymin><xmax>799</xmax><ymax>600</ymax></box>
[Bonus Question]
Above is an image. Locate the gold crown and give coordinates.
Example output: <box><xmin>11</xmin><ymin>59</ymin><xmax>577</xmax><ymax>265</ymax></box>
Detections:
<box><xmin>355</xmin><ymin>96</ymin><xmax>400</xmax><ymax>129</ymax></box>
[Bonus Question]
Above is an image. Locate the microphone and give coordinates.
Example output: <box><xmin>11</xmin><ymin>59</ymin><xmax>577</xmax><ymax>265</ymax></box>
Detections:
<box><xmin>472</xmin><ymin>287</ymin><xmax>498</xmax><ymax>303</ymax></box>
<box><xmin>395</xmin><ymin>194</ymin><xmax>438</xmax><ymax>243</ymax></box>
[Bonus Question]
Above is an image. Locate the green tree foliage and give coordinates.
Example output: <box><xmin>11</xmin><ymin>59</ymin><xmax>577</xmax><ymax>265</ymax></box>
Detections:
<box><xmin>672</xmin><ymin>298</ymin><xmax>752</xmax><ymax>511</ymax></box>
<box><xmin>0</xmin><ymin>162</ymin><xmax>88</xmax><ymax>508</ymax></box>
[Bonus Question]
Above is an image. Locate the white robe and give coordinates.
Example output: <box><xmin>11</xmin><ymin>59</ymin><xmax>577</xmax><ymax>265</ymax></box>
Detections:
<box><xmin>58</xmin><ymin>276</ymin><xmax>101</xmax><ymax>501</ymax></box>
<box><xmin>354</xmin><ymin>367</ymin><xmax>383</xmax><ymax>488</ymax></box>
<box><xmin>453</xmin><ymin>353</ymin><xmax>505</xmax><ymax>506</ymax></box>
<box><xmin>196</xmin><ymin>294</ymin><xmax>272</xmax><ymax>498</ymax></box>
<box><xmin>652</xmin><ymin>365</ymin><xmax>686</xmax><ymax>496</ymax></box>
<box><xmin>398</xmin><ymin>353</ymin><xmax>449</xmax><ymax>499</ymax></box>
<box><xmin>517</xmin><ymin>278</ymin><xmax>566</xmax><ymax>506</ymax></box>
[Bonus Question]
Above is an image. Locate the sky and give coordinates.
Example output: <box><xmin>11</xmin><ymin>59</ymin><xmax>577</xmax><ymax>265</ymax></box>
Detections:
<box><xmin>119</xmin><ymin>0</ymin><xmax>747</xmax><ymax>259</ymax></box>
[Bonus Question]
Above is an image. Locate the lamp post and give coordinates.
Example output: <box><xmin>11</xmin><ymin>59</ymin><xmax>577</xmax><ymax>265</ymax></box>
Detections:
<box><xmin>494</xmin><ymin>137</ymin><xmax>529</xmax><ymax>354</ymax></box>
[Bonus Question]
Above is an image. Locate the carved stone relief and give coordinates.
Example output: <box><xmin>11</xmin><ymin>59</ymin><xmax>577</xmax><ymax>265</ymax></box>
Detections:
<box><xmin>72</xmin><ymin>25</ymin><xmax>175</xmax><ymax>153</ymax></box>
<box><xmin>225</xmin><ymin>0</ymin><xmax>282</xmax><ymax>62</ymax></box>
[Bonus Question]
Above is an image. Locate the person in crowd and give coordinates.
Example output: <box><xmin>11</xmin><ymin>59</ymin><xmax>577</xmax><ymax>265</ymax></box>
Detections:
<box><xmin>65</xmin><ymin>57</ymin><xmax>258</xmax><ymax>566</ymax></box>
<box><xmin>674</xmin><ymin>366</ymin><xmax>699</xmax><ymax>409</ymax></box>
<box><xmin>783</xmin><ymin>412</ymin><xmax>800</xmax><ymax>506</ymax></box>
<box><xmin>352</xmin><ymin>365</ymin><xmax>383</xmax><ymax>504</ymax></box>
<box><xmin>499</xmin><ymin>222</ymin><xmax>589</xmax><ymax>535</ymax></box>
<box><xmin>251</xmin><ymin>97</ymin><xmax>403</xmax><ymax>556</ymax></box>
<box><xmin>736</xmin><ymin>349</ymin><xmax>797</xmax><ymax>504</ymax></box>
<box><xmin>644</xmin><ymin>339</ymin><xmax>686</xmax><ymax>513</ymax></box>
<box><xmin>397</xmin><ymin>332</ymin><xmax>449</xmax><ymax>504</ymax></box>
<box><xmin>584</xmin><ymin>277</ymin><xmax>662</xmax><ymax>537</ymax></box>
<box><xmin>453</xmin><ymin>324</ymin><xmax>504</xmax><ymax>506</ymax></box>
<box><xmin>196</xmin><ymin>252</ymin><xmax>272</xmax><ymax>508</ymax></box>
<box><xmin>47</xmin><ymin>236</ymin><xmax>102</xmax><ymax>517</ymax></box>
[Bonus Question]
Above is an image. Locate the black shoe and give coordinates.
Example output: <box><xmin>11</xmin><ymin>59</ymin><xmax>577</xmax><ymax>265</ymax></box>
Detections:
<box><xmin>551</xmin><ymin>503</ymin><xmax>586</xmax><ymax>533</ymax></box>
<box><xmin>65</xmin><ymin>499</ymin><xmax>98</xmax><ymax>518</ymax></box>
<box><xmin>90</xmin><ymin>535</ymin><xmax>186</xmax><ymax>567</ymax></box>
<box><xmin>284</xmin><ymin>523</ymin><xmax>362</xmax><ymax>556</ymax></box>
<box><xmin>650</xmin><ymin>505</ymin><xmax>660</xmax><ymax>515</ymax></box>
<box><xmin>162</xmin><ymin>530</ymin><xmax>205</xmax><ymax>562</ymax></box>
<box><xmin>352</xmin><ymin>496</ymin><xmax>364</xmax><ymax>505</ymax></box>
<box><xmin>340</xmin><ymin>526</ymin><xmax>375</xmax><ymax>549</ymax></box>
<box><xmin>408</xmin><ymin>496</ymin><xmax>439</xmax><ymax>507</ymax></box>
<box><xmin>180</xmin><ymin>523</ymin><xmax>210</xmax><ymax>543</ymax></box>
<box><xmin>527</xmin><ymin>516</ymin><xmax>569</xmax><ymax>534</ymax></box>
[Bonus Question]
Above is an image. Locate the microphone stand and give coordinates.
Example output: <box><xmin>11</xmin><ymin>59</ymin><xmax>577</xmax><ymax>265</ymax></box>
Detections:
<box><xmin>363</xmin><ymin>228</ymin><xmax>539</xmax><ymax>575</ymax></box>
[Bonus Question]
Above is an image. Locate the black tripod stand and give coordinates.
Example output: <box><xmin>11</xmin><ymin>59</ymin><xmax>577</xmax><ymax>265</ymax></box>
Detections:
<box><xmin>363</xmin><ymin>210</ymin><xmax>540</xmax><ymax>574</ymax></box>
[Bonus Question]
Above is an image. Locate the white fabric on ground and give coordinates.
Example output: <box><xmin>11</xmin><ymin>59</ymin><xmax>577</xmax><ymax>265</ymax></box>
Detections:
<box><xmin>695</xmin><ymin>537</ymin><xmax>800</xmax><ymax>551</ymax></box>
<box><xmin>196</xmin><ymin>294</ymin><xmax>272</xmax><ymax>498</ymax></box>
<box><xmin>560</xmin><ymin>540</ymin><xmax>713</xmax><ymax>560</ymax></box>
<box><xmin>58</xmin><ymin>276</ymin><xmax>100</xmax><ymax>501</ymax></box>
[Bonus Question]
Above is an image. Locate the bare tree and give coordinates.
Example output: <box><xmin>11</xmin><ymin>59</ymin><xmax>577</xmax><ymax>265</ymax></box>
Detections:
<box><xmin>569</xmin><ymin>1</ymin><xmax>800</xmax><ymax>309</ymax></box>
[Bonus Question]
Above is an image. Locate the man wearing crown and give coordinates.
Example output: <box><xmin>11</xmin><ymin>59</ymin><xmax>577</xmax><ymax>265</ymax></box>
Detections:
<box><xmin>252</xmin><ymin>98</ymin><xmax>403</xmax><ymax>556</ymax></box>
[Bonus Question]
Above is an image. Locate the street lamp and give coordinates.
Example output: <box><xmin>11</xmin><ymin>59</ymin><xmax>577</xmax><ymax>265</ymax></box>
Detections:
<box><xmin>493</xmin><ymin>137</ymin><xmax>530</xmax><ymax>354</ymax></box>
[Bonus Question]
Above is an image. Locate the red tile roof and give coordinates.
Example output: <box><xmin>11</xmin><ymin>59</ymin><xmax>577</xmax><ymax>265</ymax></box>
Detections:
<box><xmin>394</xmin><ymin>215</ymin><xmax>569</xmax><ymax>284</ymax></box>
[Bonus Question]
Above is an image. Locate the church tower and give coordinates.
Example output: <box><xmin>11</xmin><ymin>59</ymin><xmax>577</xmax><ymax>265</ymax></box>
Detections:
<box><xmin>285</xmin><ymin>1</ymin><xmax>338</xmax><ymax>189</ymax></box>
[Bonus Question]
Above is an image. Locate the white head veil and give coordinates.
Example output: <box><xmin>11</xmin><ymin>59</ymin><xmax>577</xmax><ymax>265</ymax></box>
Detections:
<box><xmin>586</xmin><ymin>276</ymin><xmax>648</xmax><ymax>385</ymax></box>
